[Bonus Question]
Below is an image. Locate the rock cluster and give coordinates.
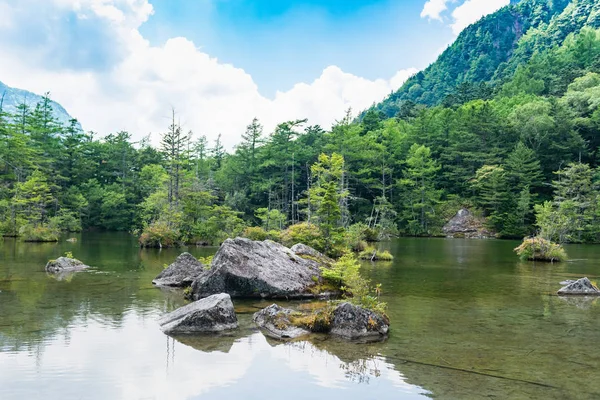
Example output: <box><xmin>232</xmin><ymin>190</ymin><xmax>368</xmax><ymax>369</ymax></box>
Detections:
<box><xmin>253</xmin><ymin>302</ymin><xmax>389</xmax><ymax>342</ymax></box>
<box><xmin>557</xmin><ymin>277</ymin><xmax>600</xmax><ymax>296</ymax></box>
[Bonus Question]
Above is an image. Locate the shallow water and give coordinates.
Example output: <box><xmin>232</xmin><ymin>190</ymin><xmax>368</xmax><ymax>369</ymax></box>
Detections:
<box><xmin>0</xmin><ymin>234</ymin><xmax>599</xmax><ymax>399</ymax></box>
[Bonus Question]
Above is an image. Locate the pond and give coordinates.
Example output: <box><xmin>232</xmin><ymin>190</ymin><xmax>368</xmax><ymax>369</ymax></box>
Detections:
<box><xmin>0</xmin><ymin>233</ymin><xmax>599</xmax><ymax>399</ymax></box>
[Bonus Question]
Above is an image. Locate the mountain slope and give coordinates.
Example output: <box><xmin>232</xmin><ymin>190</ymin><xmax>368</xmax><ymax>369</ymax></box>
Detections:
<box><xmin>0</xmin><ymin>81</ymin><xmax>76</xmax><ymax>126</ymax></box>
<box><xmin>372</xmin><ymin>0</ymin><xmax>578</xmax><ymax>118</ymax></box>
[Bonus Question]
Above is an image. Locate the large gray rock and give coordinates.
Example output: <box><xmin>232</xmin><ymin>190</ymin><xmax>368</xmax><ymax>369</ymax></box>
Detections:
<box><xmin>159</xmin><ymin>293</ymin><xmax>238</xmax><ymax>334</ymax></box>
<box><xmin>557</xmin><ymin>277</ymin><xmax>600</xmax><ymax>296</ymax></box>
<box><xmin>330</xmin><ymin>303</ymin><xmax>389</xmax><ymax>341</ymax></box>
<box><xmin>253</xmin><ymin>304</ymin><xmax>310</xmax><ymax>340</ymax></box>
<box><xmin>153</xmin><ymin>252</ymin><xmax>206</xmax><ymax>287</ymax></box>
<box><xmin>190</xmin><ymin>238</ymin><xmax>324</xmax><ymax>300</ymax></box>
<box><xmin>45</xmin><ymin>257</ymin><xmax>89</xmax><ymax>274</ymax></box>
<box><xmin>442</xmin><ymin>209</ymin><xmax>494</xmax><ymax>239</ymax></box>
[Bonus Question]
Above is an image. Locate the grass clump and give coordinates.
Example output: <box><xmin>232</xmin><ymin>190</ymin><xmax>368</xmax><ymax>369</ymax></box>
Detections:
<box><xmin>289</xmin><ymin>307</ymin><xmax>333</xmax><ymax>333</ymax></box>
<box><xmin>514</xmin><ymin>236</ymin><xmax>567</xmax><ymax>262</ymax></box>
<box><xmin>358</xmin><ymin>246</ymin><xmax>394</xmax><ymax>261</ymax></box>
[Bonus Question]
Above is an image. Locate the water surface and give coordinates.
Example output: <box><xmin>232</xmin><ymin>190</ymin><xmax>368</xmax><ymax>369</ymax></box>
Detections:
<box><xmin>1</xmin><ymin>234</ymin><xmax>599</xmax><ymax>399</ymax></box>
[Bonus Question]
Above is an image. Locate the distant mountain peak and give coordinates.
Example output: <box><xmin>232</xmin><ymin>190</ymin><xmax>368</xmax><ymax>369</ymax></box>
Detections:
<box><xmin>0</xmin><ymin>81</ymin><xmax>77</xmax><ymax>127</ymax></box>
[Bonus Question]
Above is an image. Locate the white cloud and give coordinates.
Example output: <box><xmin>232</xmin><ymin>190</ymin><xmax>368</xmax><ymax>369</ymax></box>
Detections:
<box><xmin>420</xmin><ymin>0</ymin><xmax>450</xmax><ymax>21</ymax></box>
<box><xmin>0</xmin><ymin>0</ymin><xmax>416</xmax><ymax>149</ymax></box>
<box><xmin>450</xmin><ymin>0</ymin><xmax>509</xmax><ymax>35</ymax></box>
<box><xmin>420</xmin><ymin>0</ymin><xmax>510</xmax><ymax>36</ymax></box>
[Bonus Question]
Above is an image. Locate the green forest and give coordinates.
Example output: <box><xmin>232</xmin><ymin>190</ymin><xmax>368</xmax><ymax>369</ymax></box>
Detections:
<box><xmin>2</xmin><ymin>0</ymin><xmax>600</xmax><ymax>257</ymax></box>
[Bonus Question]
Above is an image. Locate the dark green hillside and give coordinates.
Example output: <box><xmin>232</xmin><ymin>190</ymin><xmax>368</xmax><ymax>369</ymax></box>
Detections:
<box><xmin>373</xmin><ymin>0</ymin><xmax>573</xmax><ymax>117</ymax></box>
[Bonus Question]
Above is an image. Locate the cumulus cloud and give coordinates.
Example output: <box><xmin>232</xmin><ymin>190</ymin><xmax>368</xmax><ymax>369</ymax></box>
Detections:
<box><xmin>420</xmin><ymin>0</ymin><xmax>450</xmax><ymax>21</ymax></box>
<box><xmin>450</xmin><ymin>0</ymin><xmax>509</xmax><ymax>34</ymax></box>
<box><xmin>0</xmin><ymin>0</ymin><xmax>416</xmax><ymax>149</ymax></box>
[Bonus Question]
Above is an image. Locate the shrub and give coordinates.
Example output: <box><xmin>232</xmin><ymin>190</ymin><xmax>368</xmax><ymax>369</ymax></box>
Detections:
<box><xmin>242</xmin><ymin>226</ymin><xmax>269</xmax><ymax>241</ymax></box>
<box><xmin>514</xmin><ymin>236</ymin><xmax>567</xmax><ymax>262</ymax></box>
<box><xmin>139</xmin><ymin>221</ymin><xmax>180</xmax><ymax>248</ymax></box>
<box><xmin>281</xmin><ymin>223</ymin><xmax>326</xmax><ymax>252</ymax></box>
<box><xmin>19</xmin><ymin>224</ymin><xmax>60</xmax><ymax>242</ymax></box>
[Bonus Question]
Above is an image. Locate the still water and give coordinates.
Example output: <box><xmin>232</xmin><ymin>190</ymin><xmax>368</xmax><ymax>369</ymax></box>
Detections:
<box><xmin>0</xmin><ymin>233</ymin><xmax>599</xmax><ymax>399</ymax></box>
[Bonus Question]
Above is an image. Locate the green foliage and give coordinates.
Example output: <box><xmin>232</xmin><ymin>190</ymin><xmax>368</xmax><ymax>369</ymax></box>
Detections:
<box><xmin>514</xmin><ymin>236</ymin><xmax>568</xmax><ymax>262</ymax></box>
<box><xmin>139</xmin><ymin>220</ymin><xmax>180</xmax><ymax>248</ymax></box>
<box><xmin>281</xmin><ymin>223</ymin><xmax>325</xmax><ymax>252</ymax></box>
<box><xmin>242</xmin><ymin>226</ymin><xmax>270</xmax><ymax>241</ymax></box>
<box><xmin>64</xmin><ymin>251</ymin><xmax>74</xmax><ymax>259</ymax></box>
<box><xmin>48</xmin><ymin>210</ymin><xmax>82</xmax><ymax>233</ymax></box>
<box><xmin>321</xmin><ymin>253</ymin><xmax>387</xmax><ymax>315</ymax></box>
<box><xmin>18</xmin><ymin>224</ymin><xmax>59</xmax><ymax>242</ymax></box>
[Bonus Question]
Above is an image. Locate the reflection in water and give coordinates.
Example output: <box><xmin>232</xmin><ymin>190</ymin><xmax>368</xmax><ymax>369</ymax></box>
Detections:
<box><xmin>2</xmin><ymin>234</ymin><xmax>600</xmax><ymax>399</ymax></box>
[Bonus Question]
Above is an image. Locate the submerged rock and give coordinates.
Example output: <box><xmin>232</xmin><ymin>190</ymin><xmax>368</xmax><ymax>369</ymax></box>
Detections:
<box><xmin>557</xmin><ymin>277</ymin><xmax>600</xmax><ymax>296</ymax></box>
<box><xmin>190</xmin><ymin>238</ymin><xmax>326</xmax><ymax>300</ymax></box>
<box><xmin>442</xmin><ymin>209</ymin><xmax>494</xmax><ymax>239</ymax></box>
<box><xmin>330</xmin><ymin>303</ymin><xmax>389</xmax><ymax>341</ymax></box>
<box><xmin>45</xmin><ymin>257</ymin><xmax>89</xmax><ymax>274</ymax></box>
<box><xmin>253</xmin><ymin>304</ymin><xmax>310</xmax><ymax>340</ymax></box>
<box><xmin>159</xmin><ymin>293</ymin><xmax>238</xmax><ymax>334</ymax></box>
<box><xmin>153</xmin><ymin>252</ymin><xmax>206</xmax><ymax>287</ymax></box>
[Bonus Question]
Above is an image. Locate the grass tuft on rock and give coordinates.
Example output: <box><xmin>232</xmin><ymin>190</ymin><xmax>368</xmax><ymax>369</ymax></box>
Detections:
<box><xmin>514</xmin><ymin>236</ymin><xmax>567</xmax><ymax>262</ymax></box>
<box><xmin>358</xmin><ymin>247</ymin><xmax>394</xmax><ymax>261</ymax></box>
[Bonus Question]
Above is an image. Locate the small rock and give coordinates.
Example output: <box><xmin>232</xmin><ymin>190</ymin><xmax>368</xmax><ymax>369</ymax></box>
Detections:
<box><xmin>290</xmin><ymin>243</ymin><xmax>333</xmax><ymax>265</ymax></box>
<box><xmin>557</xmin><ymin>277</ymin><xmax>600</xmax><ymax>296</ymax></box>
<box><xmin>153</xmin><ymin>252</ymin><xmax>206</xmax><ymax>287</ymax></box>
<box><xmin>253</xmin><ymin>304</ymin><xmax>310</xmax><ymax>340</ymax></box>
<box><xmin>330</xmin><ymin>303</ymin><xmax>389</xmax><ymax>341</ymax></box>
<box><xmin>159</xmin><ymin>293</ymin><xmax>238</xmax><ymax>334</ymax></box>
<box><xmin>45</xmin><ymin>257</ymin><xmax>89</xmax><ymax>274</ymax></box>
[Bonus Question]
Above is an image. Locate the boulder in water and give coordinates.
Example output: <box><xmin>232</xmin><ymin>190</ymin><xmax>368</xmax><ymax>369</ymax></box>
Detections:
<box><xmin>45</xmin><ymin>257</ymin><xmax>89</xmax><ymax>274</ymax></box>
<box><xmin>190</xmin><ymin>238</ymin><xmax>327</xmax><ymax>300</ymax></box>
<box><xmin>330</xmin><ymin>303</ymin><xmax>389</xmax><ymax>341</ymax></box>
<box><xmin>557</xmin><ymin>277</ymin><xmax>600</xmax><ymax>296</ymax></box>
<box><xmin>442</xmin><ymin>208</ymin><xmax>494</xmax><ymax>239</ymax></box>
<box><xmin>153</xmin><ymin>252</ymin><xmax>206</xmax><ymax>287</ymax></box>
<box><xmin>159</xmin><ymin>293</ymin><xmax>238</xmax><ymax>334</ymax></box>
<box><xmin>253</xmin><ymin>304</ymin><xmax>310</xmax><ymax>340</ymax></box>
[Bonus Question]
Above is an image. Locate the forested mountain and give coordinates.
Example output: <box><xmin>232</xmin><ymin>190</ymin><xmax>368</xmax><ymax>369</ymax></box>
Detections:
<box><xmin>371</xmin><ymin>0</ymin><xmax>600</xmax><ymax>118</ymax></box>
<box><xmin>2</xmin><ymin>0</ymin><xmax>600</xmax><ymax>252</ymax></box>
<box><xmin>0</xmin><ymin>81</ymin><xmax>75</xmax><ymax>126</ymax></box>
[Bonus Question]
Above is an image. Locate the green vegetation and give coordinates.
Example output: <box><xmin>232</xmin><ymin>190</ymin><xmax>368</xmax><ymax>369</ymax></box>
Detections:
<box><xmin>321</xmin><ymin>253</ymin><xmax>387</xmax><ymax>316</ymax></box>
<box><xmin>514</xmin><ymin>237</ymin><xmax>568</xmax><ymax>262</ymax></box>
<box><xmin>358</xmin><ymin>247</ymin><xmax>394</xmax><ymax>262</ymax></box>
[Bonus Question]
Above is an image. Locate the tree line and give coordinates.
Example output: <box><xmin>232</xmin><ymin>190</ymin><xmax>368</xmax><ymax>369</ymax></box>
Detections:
<box><xmin>2</xmin><ymin>28</ymin><xmax>600</xmax><ymax>249</ymax></box>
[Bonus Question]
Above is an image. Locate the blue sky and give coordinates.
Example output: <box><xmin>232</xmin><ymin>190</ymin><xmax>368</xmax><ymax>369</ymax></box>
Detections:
<box><xmin>140</xmin><ymin>0</ymin><xmax>452</xmax><ymax>96</ymax></box>
<box><xmin>0</xmin><ymin>0</ymin><xmax>510</xmax><ymax>147</ymax></box>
